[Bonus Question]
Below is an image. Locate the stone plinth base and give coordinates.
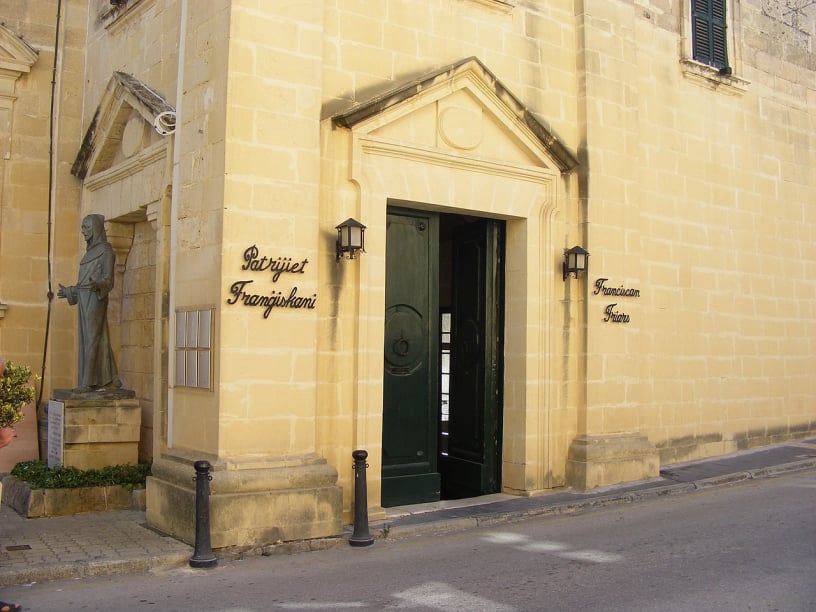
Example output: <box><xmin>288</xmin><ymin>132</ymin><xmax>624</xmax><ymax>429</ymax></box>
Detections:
<box><xmin>146</xmin><ymin>453</ymin><xmax>343</xmax><ymax>549</ymax></box>
<box><xmin>566</xmin><ymin>433</ymin><xmax>659</xmax><ymax>490</ymax></box>
<box><xmin>50</xmin><ymin>391</ymin><xmax>140</xmax><ymax>470</ymax></box>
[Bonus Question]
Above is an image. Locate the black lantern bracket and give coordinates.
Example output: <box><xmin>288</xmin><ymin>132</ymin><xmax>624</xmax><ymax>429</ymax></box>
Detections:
<box><xmin>336</xmin><ymin>218</ymin><xmax>366</xmax><ymax>261</ymax></box>
<box><xmin>563</xmin><ymin>245</ymin><xmax>589</xmax><ymax>280</ymax></box>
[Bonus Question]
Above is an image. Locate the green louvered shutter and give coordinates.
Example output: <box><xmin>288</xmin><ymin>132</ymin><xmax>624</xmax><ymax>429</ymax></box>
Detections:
<box><xmin>691</xmin><ymin>0</ymin><xmax>729</xmax><ymax>70</ymax></box>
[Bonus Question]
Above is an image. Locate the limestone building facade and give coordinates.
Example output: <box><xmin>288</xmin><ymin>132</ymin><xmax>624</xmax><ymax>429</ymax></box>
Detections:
<box><xmin>0</xmin><ymin>0</ymin><xmax>814</xmax><ymax>547</ymax></box>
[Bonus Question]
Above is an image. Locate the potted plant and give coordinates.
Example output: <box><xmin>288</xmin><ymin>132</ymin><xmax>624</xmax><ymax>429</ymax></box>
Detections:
<box><xmin>0</xmin><ymin>359</ymin><xmax>38</xmax><ymax>447</ymax></box>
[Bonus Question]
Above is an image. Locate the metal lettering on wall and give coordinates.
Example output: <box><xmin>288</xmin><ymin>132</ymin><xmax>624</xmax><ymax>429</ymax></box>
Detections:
<box><xmin>593</xmin><ymin>278</ymin><xmax>639</xmax><ymax>324</ymax></box>
<box><xmin>225</xmin><ymin>245</ymin><xmax>316</xmax><ymax>318</ymax></box>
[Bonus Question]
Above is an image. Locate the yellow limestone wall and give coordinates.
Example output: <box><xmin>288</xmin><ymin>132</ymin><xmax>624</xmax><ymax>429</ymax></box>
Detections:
<box><xmin>317</xmin><ymin>0</ymin><xmax>815</xmax><ymax>502</ymax></box>
<box><xmin>569</xmin><ymin>0</ymin><xmax>815</xmax><ymax>487</ymax></box>
<box><xmin>145</xmin><ymin>0</ymin><xmax>342</xmax><ymax>548</ymax></box>
<box><xmin>316</xmin><ymin>0</ymin><xmax>584</xmax><ymax>522</ymax></box>
<box><xmin>0</xmin><ymin>1</ymin><xmax>87</xmax><ymax>472</ymax></box>
<box><xmin>0</xmin><ymin>1</ymin><xmax>86</xmax><ymax>396</ymax></box>
<box><xmin>5</xmin><ymin>0</ymin><xmax>813</xmax><ymax>544</ymax></box>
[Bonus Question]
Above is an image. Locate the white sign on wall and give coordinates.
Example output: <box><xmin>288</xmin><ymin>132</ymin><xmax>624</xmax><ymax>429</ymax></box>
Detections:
<box><xmin>47</xmin><ymin>400</ymin><xmax>64</xmax><ymax>469</ymax></box>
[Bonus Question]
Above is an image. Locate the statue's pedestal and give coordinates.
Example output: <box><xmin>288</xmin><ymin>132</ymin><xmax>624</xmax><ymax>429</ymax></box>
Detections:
<box><xmin>50</xmin><ymin>389</ymin><xmax>140</xmax><ymax>470</ymax></box>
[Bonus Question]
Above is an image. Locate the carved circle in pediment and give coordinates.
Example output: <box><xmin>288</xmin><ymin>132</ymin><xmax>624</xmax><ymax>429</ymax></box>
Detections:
<box><xmin>438</xmin><ymin>106</ymin><xmax>483</xmax><ymax>150</ymax></box>
<box><xmin>121</xmin><ymin>116</ymin><xmax>145</xmax><ymax>158</ymax></box>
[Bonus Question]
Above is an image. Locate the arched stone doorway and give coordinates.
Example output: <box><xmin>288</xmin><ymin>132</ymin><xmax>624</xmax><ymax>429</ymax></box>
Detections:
<box><xmin>319</xmin><ymin>57</ymin><xmax>579</xmax><ymax>518</ymax></box>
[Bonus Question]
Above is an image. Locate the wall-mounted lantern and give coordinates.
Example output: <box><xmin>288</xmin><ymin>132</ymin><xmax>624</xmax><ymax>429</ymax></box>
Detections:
<box><xmin>563</xmin><ymin>245</ymin><xmax>589</xmax><ymax>280</ymax></box>
<box><xmin>336</xmin><ymin>218</ymin><xmax>366</xmax><ymax>261</ymax></box>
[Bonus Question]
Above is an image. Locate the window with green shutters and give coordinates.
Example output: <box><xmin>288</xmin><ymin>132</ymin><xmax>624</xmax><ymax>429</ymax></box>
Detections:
<box><xmin>691</xmin><ymin>0</ymin><xmax>729</xmax><ymax>71</ymax></box>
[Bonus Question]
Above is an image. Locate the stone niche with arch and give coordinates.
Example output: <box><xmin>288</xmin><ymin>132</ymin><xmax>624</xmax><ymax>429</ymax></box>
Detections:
<box><xmin>71</xmin><ymin>72</ymin><xmax>177</xmax><ymax>463</ymax></box>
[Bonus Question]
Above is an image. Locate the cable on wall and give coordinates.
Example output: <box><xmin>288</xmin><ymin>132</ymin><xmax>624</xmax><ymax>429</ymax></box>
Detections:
<box><xmin>38</xmin><ymin>0</ymin><xmax>63</xmax><ymax>408</ymax></box>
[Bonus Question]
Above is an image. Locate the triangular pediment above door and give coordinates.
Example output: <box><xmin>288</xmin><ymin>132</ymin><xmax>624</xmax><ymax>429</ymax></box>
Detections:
<box><xmin>72</xmin><ymin>72</ymin><xmax>175</xmax><ymax>180</ymax></box>
<box><xmin>332</xmin><ymin>57</ymin><xmax>577</xmax><ymax>173</ymax></box>
<box><xmin>0</xmin><ymin>24</ymin><xmax>38</xmax><ymax>86</ymax></box>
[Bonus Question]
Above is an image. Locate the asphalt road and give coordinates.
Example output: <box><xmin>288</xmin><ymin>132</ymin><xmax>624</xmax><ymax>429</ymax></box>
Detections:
<box><xmin>4</xmin><ymin>470</ymin><xmax>815</xmax><ymax>611</ymax></box>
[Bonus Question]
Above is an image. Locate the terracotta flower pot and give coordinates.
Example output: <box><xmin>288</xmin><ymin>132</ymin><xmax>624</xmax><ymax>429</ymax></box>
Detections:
<box><xmin>0</xmin><ymin>426</ymin><xmax>16</xmax><ymax>448</ymax></box>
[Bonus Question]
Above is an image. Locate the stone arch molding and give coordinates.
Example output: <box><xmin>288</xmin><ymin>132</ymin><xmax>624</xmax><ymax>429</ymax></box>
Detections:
<box><xmin>327</xmin><ymin>57</ymin><xmax>578</xmax><ymax>494</ymax></box>
<box><xmin>72</xmin><ymin>72</ymin><xmax>175</xmax><ymax>230</ymax></box>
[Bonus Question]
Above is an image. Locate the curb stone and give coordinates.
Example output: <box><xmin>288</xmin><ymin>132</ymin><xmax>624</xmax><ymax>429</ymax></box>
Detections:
<box><xmin>692</xmin><ymin>457</ymin><xmax>816</xmax><ymax>489</ymax></box>
<box><xmin>0</xmin><ymin>552</ymin><xmax>192</xmax><ymax>586</ymax></box>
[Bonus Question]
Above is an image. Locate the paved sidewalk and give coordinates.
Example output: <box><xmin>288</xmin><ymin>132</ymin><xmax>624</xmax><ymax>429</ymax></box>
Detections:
<box><xmin>2</xmin><ymin>439</ymin><xmax>815</xmax><ymax>587</ymax></box>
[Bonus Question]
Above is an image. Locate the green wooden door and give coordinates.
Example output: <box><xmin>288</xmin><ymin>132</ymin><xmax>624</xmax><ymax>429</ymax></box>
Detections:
<box><xmin>439</xmin><ymin>219</ymin><xmax>503</xmax><ymax>498</ymax></box>
<box><xmin>382</xmin><ymin>208</ymin><xmax>440</xmax><ymax>507</ymax></box>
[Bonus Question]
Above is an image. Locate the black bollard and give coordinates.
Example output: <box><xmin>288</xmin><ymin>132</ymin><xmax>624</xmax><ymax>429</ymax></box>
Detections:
<box><xmin>189</xmin><ymin>460</ymin><xmax>218</xmax><ymax>568</ymax></box>
<box><xmin>349</xmin><ymin>449</ymin><xmax>374</xmax><ymax>547</ymax></box>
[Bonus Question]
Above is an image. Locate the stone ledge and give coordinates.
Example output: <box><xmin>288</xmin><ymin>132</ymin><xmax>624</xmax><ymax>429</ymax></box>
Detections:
<box><xmin>1</xmin><ymin>475</ymin><xmax>145</xmax><ymax>518</ymax></box>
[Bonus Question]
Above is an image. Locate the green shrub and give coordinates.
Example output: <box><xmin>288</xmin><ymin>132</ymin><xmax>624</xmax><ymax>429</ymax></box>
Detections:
<box><xmin>10</xmin><ymin>460</ymin><xmax>150</xmax><ymax>489</ymax></box>
<box><xmin>0</xmin><ymin>360</ymin><xmax>39</xmax><ymax>428</ymax></box>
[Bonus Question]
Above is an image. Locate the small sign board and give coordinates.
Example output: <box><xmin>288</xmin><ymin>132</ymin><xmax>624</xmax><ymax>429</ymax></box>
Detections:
<box><xmin>47</xmin><ymin>400</ymin><xmax>64</xmax><ymax>469</ymax></box>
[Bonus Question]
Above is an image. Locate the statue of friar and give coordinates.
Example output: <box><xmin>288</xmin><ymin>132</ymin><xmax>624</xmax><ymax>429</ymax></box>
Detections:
<box><xmin>58</xmin><ymin>214</ymin><xmax>122</xmax><ymax>393</ymax></box>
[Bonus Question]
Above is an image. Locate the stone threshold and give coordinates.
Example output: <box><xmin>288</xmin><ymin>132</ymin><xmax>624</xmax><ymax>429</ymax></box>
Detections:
<box><xmin>0</xmin><ymin>475</ymin><xmax>146</xmax><ymax>518</ymax></box>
